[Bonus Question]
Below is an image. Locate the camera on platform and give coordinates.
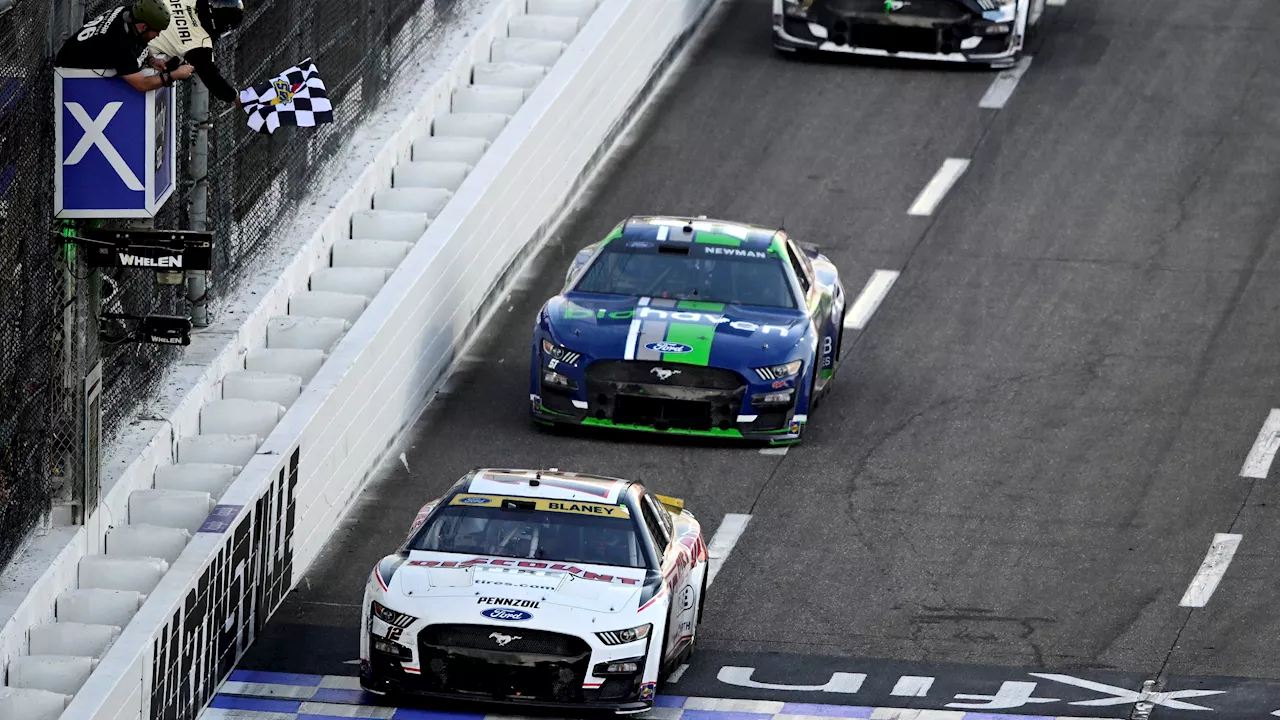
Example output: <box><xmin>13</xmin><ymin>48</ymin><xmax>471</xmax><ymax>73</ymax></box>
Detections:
<box><xmin>100</xmin><ymin>313</ymin><xmax>192</xmax><ymax>346</ymax></box>
<box><xmin>140</xmin><ymin>315</ymin><xmax>192</xmax><ymax>345</ymax></box>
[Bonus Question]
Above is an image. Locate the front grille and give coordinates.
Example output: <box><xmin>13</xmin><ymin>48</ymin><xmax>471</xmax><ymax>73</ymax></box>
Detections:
<box><xmin>846</xmin><ymin>23</ymin><xmax>942</xmax><ymax>53</ymax></box>
<box><xmin>420</xmin><ymin>624</ymin><xmax>587</xmax><ymax>656</ymax></box>
<box><xmin>418</xmin><ymin>624</ymin><xmax>592</xmax><ymax>703</ymax></box>
<box><xmin>824</xmin><ymin>0</ymin><xmax>972</xmax><ymax>21</ymax></box>
<box><xmin>614</xmin><ymin>395</ymin><xmax>714</xmax><ymax>430</ymax></box>
<box><xmin>538</xmin><ymin>389</ymin><xmax>579</xmax><ymax>416</ymax></box>
<box><xmin>749</xmin><ymin>408</ymin><xmax>793</xmax><ymax>432</ymax></box>
<box><xmin>587</xmin><ymin>360</ymin><xmax>745</xmax><ymax>390</ymax></box>
<box><xmin>598</xmin><ymin>676</ymin><xmax>642</xmax><ymax>701</ymax></box>
<box><xmin>419</xmin><ymin>649</ymin><xmax>590</xmax><ymax>702</ymax></box>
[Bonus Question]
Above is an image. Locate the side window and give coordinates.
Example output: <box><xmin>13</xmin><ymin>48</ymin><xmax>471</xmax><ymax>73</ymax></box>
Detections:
<box><xmin>640</xmin><ymin>496</ymin><xmax>669</xmax><ymax>554</ymax></box>
<box><xmin>644</xmin><ymin>493</ymin><xmax>675</xmax><ymax>539</ymax></box>
<box><xmin>785</xmin><ymin>241</ymin><xmax>811</xmax><ymax>295</ymax></box>
<box><xmin>655</xmin><ymin>496</ymin><xmax>675</xmax><ymax>537</ymax></box>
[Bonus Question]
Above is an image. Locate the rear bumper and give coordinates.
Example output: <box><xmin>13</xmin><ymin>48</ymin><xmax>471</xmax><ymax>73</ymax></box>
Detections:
<box><xmin>772</xmin><ymin>5</ymin><xmax>1022</xmax><ymax>65</ymax></box>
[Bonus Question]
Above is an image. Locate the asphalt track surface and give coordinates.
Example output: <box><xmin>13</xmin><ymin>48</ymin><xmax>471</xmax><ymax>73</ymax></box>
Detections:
<box><xmin>226</xmin><ymin>1</ymin><xmax>1280</xmax><ymax>718</ymax></box>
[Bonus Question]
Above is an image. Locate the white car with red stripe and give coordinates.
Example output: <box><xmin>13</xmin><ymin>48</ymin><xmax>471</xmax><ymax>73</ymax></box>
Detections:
<box><xmin>359</xmin><ymin>468</ymin><xmax>708</xmax><ymax>714</ymax></box>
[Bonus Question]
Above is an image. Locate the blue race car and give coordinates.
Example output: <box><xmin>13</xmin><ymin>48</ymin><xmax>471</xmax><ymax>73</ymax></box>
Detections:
<box><xmin>529</xmin><ymin>215</ymin><xmax>847</xmax><ymax>445</ymax></box>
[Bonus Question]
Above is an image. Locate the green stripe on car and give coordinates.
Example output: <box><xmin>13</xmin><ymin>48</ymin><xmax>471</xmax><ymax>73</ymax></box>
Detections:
<box><xmin>675</xmin><ymin>300</ymin><xmax>725</xmax><ymax>312</ymax></box>
<box><xmin>693</xmin><ymin>231</ymin><xmax>742</xmax><ymax>247</ymax></box>
<box><xmin>582</xmin><ymin>418</ymin><xmax>744</xmax><ymax>438</ymax></box>
<box><xmin>663</xmin><ymin>323</ymin><xmax>713</xmax><ymax>365</ymax></box>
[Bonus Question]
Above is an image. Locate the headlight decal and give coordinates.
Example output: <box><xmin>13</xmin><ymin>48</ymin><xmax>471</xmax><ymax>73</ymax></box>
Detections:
<box><xmin>596</xmin><ymin>623</ymin><xmax>652</xmax><ymax>646</ymax></box>
<box><xmin>542</xmin><ymin>339</ymin><xmax>582</xmax><ymax>365</ymax></box>
<box><xmin>371</xmin><ymin>600</ymin><xmax>416</xmax><ymax>629</ymax></box>
<box><xmin>753</xmin><ymin>359</ymin><xmax>803</xmax><ymax>381</ymax></box>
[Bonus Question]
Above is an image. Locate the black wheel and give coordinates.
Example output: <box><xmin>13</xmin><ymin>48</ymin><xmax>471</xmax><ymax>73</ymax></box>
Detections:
<box><xmin>658</xmin><ymin>634</ymin><xmax>673</xmax><ymax>685</ymax></box>
<box><xmin>697</xmin><ymin>567</ymin><xmax>708</xmax><ymax>625</ymax></box>
<box><xmin>807</xmin><ymin>362</ymin><xmax>823</xmax><ymax>414</ymax></box>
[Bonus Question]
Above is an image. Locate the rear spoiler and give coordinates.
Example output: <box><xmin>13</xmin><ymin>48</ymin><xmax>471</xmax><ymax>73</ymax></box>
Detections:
<box><xmin>655</xmin><ymin>494</ymin><xmax>685</xmax><ymax>512</ymax></box>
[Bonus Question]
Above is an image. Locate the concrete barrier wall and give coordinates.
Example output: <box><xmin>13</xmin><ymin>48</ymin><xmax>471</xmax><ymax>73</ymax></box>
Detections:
<box><xmin>45</xmin><ymin>0</ymin><xmax>713</xmax><ymax>718</ymax></box>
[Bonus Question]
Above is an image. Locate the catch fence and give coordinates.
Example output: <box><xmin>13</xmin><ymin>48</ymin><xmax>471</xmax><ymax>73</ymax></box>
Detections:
<box><xmin>0</xmin><ymin>0</ymin><xmax>486</xmax><ymax>572</ymax></box>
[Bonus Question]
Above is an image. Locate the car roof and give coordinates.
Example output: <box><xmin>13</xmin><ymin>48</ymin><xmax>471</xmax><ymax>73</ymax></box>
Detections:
<box><xmin>616</xmin><ymin>215</ymin><xmax>785</xmax><ymax>254</ymax></box>
<box><xmin>457</xmin><ymin>468</ymin><xmax>635</xmax><ymax>506</ymax></box>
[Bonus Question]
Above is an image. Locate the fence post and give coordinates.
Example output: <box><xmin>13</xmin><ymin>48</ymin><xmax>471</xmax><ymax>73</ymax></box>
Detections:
<box><xmin>187</xmin><ymin>79</ymin><xmax>210</xmax><ymax>327</ymax></box>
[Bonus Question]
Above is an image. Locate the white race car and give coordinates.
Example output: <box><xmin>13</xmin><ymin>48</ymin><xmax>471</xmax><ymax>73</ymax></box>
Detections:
<box><xmin>773</xmin><ymin>0</ymin><xmax>1048</xmax><ymax>69</ymax></box>
<box><xmin>359</xmin><ymin>468</ymin><xmax>709</xmax><ymax>714</ymax></box>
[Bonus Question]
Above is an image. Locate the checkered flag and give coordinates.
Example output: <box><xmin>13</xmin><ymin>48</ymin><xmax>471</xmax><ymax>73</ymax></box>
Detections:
<box><xmin>238</xmin><ymin>58</ymin><xmax>334</xmax><ymax>135</ymax></box>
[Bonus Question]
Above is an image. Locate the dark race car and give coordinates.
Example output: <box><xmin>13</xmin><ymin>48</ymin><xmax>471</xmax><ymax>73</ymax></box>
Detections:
<box><xmin>772</xmin><ymin>0</ymin><xmax>1048</xmax><ymax>69</ymax></box>
<box><xmin>529</xmin><ymin>215</ymin><xmax>846</xmax><ymax>446</ymax></box>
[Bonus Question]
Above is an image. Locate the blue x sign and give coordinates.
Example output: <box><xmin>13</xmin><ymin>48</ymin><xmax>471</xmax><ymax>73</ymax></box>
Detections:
<box><xmin>55</xmin><ymin>70</ymin><xmax>175</xmax><ymax>218</ymax></box>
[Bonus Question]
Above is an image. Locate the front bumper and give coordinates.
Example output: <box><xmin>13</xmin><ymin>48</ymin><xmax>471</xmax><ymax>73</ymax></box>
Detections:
<box><xmin>361</xmin><ymin>622</ymin><xmax>657</xmax><ymax>714</ymax></box>
<box><xmin>531</xmin><ymin>359</ymin><xmax>806</xmax><ymax>444</ymax></box>
<box><xmin>772</xmin><ymin>0</ymin><xmax>1023</xmax><ymax>65</ymax></box>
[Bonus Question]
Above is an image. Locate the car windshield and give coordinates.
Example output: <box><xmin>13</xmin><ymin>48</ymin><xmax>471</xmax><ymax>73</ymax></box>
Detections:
<box><xmin>573</xmin><ymin>245</ymin><xmax>797</xmax><ymax>309</ymax></box>
<box><xmin>409</xmin><ymin>495</ymin><xmax>647</xmax><ymax>569</ymax></box>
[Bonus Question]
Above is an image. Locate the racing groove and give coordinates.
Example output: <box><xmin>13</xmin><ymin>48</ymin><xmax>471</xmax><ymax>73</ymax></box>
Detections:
<box><xmin>226</xmin><ymin>0</ymin><xmax>1280</xmax><ymax>719</ymax></box>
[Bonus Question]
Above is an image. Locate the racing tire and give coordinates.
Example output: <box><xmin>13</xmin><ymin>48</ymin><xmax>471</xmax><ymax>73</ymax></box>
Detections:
<box><xmin>697</xmin><ymin>565</ymin><xmax>708</xmax><ymax>625</ymax></box>
<box><xmin>807</xmin><ymin>362</ymin><xmax>823</xmax><ymax>415</ymax></box>
<box><xmin>658</xmin><ymin>634</ymin><xmax>674</xmax><ymax>685</ymax></box>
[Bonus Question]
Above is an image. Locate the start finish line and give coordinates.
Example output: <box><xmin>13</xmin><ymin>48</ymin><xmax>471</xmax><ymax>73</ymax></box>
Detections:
<box><xmin>54</xmin><ymin>67</ymin><xmax>175</xmax><ymax>219</ymax></box>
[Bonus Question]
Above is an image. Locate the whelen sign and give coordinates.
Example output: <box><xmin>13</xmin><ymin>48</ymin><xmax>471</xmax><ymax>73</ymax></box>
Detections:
<box><xmin>118</xmin><ymin>253</ymin><xmax>182</xmax><ymax>268</ymax></box>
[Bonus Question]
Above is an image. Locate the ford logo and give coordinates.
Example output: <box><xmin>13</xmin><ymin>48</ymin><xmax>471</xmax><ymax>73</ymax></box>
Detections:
<box><xmin>483</xmin><ymin>608</ymin><xmax>533</xmax><ymax>622</ymax></box>
<box><xmin>645</xmin><ymin>341</ymin><xmax>692</xmax><ymax>354</ymax></box>
<box><xmin>459</xmin><ymin>496</ymin><xmax>489</xmax><ymax>504</ymax></box>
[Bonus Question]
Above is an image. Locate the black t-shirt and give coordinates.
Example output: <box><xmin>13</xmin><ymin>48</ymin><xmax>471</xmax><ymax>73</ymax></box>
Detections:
<box><xmin>55</xmin><ymin>6</ymin><xmax>150</xmax><ymax>76</ymax></box>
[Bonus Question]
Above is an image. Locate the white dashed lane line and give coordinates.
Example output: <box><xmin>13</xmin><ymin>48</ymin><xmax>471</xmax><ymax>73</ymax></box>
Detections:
<box><xmin>759</xmin><ymin>446</ymin><xmax>789</xmax><ymax>456</ymax></box>
<box><xmin>1240</xmin><ymin>408</ymin><xmax>1280</xmax><ymax>479</ymax></box>
<box><xmin>979</xmin><ymin>56</ymin><xmax>1034</xmax><ymax>109</ymax></box>
<box><xmin>706</xmin><ymin>513</ymin><xmax>751</xmax><ymax>587</ymax></box>
<box><xmin>1047</xmin><ymin>0</ymin><xmax>1067</xmax><ymax>5</ymax></box>
<box><xmin>908</xmin><ymin>158</ymin><xmax>970</xmax><ymax>216</ymax></box>
<box><xmin>1179</xmin><ymin>533</ymin><xmax>1243</xmax><ymax>608</ymax></box>
<box><xmin>845</xmin><ymin>269</ymin><xmax>900</xmax><ymax>331</ymax></box>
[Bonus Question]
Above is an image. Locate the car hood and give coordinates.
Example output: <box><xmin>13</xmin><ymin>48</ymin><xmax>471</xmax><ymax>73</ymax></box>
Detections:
<box><xmin>545</xmin><ymin>293</ymin><xmax>810</xmax><ymax>366</ymax></box>
<box><xmin>390</xmin><ymin>551</ymin><xmax>647</xmax><ymax>614</ymax></box>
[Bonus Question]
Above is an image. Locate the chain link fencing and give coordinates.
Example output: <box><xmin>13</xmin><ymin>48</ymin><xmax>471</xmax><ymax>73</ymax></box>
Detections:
<box><xmin>0</xmin><ymin>0</ymin><xmax>80</xmax><ymax>572</ymax></box>
<box><xmin>204</xmin><ymin>0</ymin><xmax>484</xmax><ymax>309</ymax></box>
<box><xmin>0</xmin><ymin>0</ymin><xmax>489</xmax><ymax>572</ymax></box>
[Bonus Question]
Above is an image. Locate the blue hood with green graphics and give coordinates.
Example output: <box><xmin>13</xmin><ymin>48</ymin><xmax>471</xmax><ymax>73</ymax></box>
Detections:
<box><xmin>541</xmin><ymin>292</ymin><xmax>811</xmax><ymax>368</ymax></box>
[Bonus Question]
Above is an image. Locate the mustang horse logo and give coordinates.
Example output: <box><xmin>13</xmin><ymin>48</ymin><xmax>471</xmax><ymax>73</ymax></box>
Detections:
<box><xmin>489</xmin><ymin>632</ymin><xmax>520</xmax><ymax>647</ymax></box>
<box><xmin>650</xmin><ymin>367</ymin><xmax>681</xmax><ymax>381</ymax></box>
